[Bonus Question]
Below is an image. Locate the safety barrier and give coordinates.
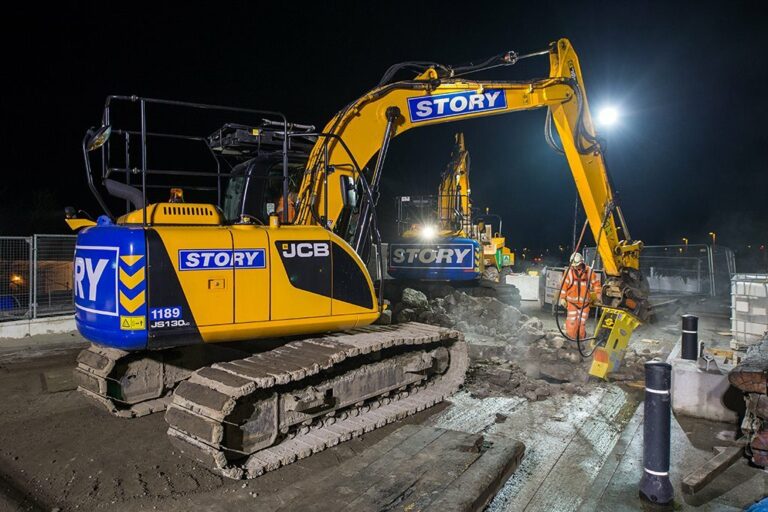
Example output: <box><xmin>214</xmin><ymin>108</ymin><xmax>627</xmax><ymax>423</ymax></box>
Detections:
<box><xmin>0</xmin><ymin>235</ymin><xmax>76</xmax><ymax>322</ymax></box>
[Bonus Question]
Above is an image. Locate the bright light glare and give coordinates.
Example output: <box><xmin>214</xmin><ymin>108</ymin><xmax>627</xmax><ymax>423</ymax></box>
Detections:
<box><xmin>420</xmin><ymin>225</ymin><xmax>437</xmax><ymax>240</ymax></box>
<box><xmin>597</xmin><ymin>106</ymin><xmax>619</xmax><ymax>127</ymax></box>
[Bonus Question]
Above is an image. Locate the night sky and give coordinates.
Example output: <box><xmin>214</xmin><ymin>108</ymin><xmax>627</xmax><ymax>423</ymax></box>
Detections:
<box><xmin>2</xmin><ymin>2</ymin><xmax>765</xmax><ymax>262</ymax></box>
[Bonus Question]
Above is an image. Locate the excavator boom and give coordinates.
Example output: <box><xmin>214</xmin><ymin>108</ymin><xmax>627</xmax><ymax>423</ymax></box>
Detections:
<box><xmin>438</xmin><ymin>132</ymin><xmax>471</xmax><ymax>234</ymax></box>
<box><xmin>295</xmin><ymin>38</ymin><xmax>645</xmax><ymax>316</ymax></box>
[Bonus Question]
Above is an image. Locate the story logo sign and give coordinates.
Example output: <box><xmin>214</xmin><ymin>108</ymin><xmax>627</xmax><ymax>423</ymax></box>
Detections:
<box><xmin>389</xmin><ymin>244</ymin><xmax>474</xmax><ymax>269</ymax></box>
<box><xmin>178</xmin><ymin>249</ymin><xmax>266</xmax><ymax>270</ymax></box>
<box><xmin>407</xmin><ymin>90</ymin><xmax>506</xmax><ymax>122</ymax></box>
<box><xmin>74</xmin><ymin>246</ymin><xmax>118</xmax><ymax>316</ymax></box>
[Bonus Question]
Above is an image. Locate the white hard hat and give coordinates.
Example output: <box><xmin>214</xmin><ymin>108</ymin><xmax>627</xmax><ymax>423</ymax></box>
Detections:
<box><xmin>570</xmin><ymin>252</ymin><xmax>584</xmax><ymax>266</ymax></box>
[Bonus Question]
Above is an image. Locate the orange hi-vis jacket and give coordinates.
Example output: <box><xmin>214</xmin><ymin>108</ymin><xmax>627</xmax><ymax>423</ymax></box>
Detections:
<box><xmin>560</xmin><ymin>266</ymin><xmax>602</xmax><ymax>307</ymax></box>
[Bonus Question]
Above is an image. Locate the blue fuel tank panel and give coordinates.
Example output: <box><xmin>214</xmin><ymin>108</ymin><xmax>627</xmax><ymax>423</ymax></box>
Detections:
<box><xmin>388</xmin><ymin>237</ymin><xmax>481</xmax><ymax>281</ymax></box>
<box><xmin>74</xmin><ymin>224</ymin><xmax>148</xmax><ymax>350</ymax></box>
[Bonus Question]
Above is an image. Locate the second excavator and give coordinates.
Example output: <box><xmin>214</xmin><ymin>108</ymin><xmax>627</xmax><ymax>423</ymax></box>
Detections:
<box><xmin>69</xmin><ymin>38</ymin><xmax>648</xmax><ymax>479</ymax></box>
<box><xmin>388</xmin><ymin>132</ymin><xmax>514</xmax><ymax>283</ymax></box>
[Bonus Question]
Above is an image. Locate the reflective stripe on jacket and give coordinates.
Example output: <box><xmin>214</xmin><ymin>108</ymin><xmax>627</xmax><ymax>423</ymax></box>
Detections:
<box><xmin>559</xmin><ymin>266</ymin><xmax>602</xmax><ymax>306</ymax></box>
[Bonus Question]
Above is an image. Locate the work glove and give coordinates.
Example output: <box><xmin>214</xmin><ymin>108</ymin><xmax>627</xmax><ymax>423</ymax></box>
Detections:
<box><xmin>558</xmin><ymin>297</ymin><xmax>567</xmax><ymax>308</ymax></box>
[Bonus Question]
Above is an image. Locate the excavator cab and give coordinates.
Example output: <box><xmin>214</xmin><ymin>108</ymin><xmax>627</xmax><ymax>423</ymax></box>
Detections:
<box><xmin>222</xmin><ymin>157</ymin><xmax>305</xmax><ymax>224</ymax></box>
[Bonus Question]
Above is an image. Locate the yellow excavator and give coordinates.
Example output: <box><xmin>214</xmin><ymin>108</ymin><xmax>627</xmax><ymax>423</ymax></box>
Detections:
<box><xmin>69</xmin><ymin>38</ymin><xmax>648</xmax><ymax>479</ymax></box>
<box><xmin>389</xmin><ymin>133</ymin><xmax>514</xmax><ymax>283</ymax></box>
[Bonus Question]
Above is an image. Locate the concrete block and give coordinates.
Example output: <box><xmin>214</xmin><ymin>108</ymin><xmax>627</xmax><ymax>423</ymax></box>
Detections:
<box><xmin>504</xmin><ymin>274</ymin><xmax>539</xmax><ymax>301</ymax></box>
<box><xmin>732</xmin><ymin>274</ymin><xmax>768</xmax><ymax>298</ymax></box>
<box><xmin>733</xmin><ymin>312</ymin><xmax>768</xmax><ymax>325</ymax></box>
<box><xmin>465</xmin><ymin>335</ymin><xmax>509</xmax><ymax>361</ymax></box>
<box><xmin>671</xmin><ymin>359</ymin><xmax>740</xmax><ymax>423</ymax></box>
<box><xmin>732</xmin><ymin>319</ymin><xmax>768</xmax><ymax>337</ymax></box>
<box><xmin>0</xmin><ymin>314</ymin><xmax>76</xmax><ymax>340</ymax></box>
<box><xmin>747</xmin><ymin>282</ymin><xmax>768</xmax><ymax>297</ymax></box>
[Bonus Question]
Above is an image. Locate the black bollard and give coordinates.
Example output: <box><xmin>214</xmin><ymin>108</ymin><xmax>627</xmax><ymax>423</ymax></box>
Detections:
<box><xmin>681</xmin><ymin>314</ymin><xmax>698</xmax><ymax>361</ymax></box>
<box><xmin>639</xmin><ymin>361</ymin><xmax>674</xmax><ymax>505</ymax></box>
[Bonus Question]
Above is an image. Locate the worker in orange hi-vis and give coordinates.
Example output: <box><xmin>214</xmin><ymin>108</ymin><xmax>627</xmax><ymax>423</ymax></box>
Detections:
<box><xmin>276</xmin><ymin>191</ymin><xmax>298</xmax><ymax>222</ymax></box>
<box><xmin>559</xmin><ymin>252</ymin><xmax>602</xmax><ymax>340</ymax></box>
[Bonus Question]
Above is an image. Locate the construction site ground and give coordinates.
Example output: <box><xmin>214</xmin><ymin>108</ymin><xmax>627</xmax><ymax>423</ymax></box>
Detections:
<box><xmin>0</xmin><ymin>299</ymin><xmax>766</xmax><ymax>511</ymax></box>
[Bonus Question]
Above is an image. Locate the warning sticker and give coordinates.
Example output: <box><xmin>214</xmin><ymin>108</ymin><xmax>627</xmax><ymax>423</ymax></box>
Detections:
<box><xmin>120</xmin><ymin>315</ymin><xmax>146</xmax><ymax>330</ymax></box>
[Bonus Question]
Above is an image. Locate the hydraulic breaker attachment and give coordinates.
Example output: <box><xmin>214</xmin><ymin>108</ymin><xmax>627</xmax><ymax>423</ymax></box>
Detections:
<box><xmin>588</xmin><ymin>307</ymin><xmax>641</xmax><ymax>379</ymax></box>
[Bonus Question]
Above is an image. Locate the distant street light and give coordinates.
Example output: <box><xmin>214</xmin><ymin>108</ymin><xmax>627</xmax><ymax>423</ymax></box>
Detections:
<box><xmin>597</xmin><ymin>106</ymin><xmax>620</xmax><ymax>127</ymax></box>
<box><xmin>682</xmin><ymin>237</ymin><xmax>688</xmax><ymax>253</ymax></box>
<box><xmin>708</xmin><ymin>231</ymin><xmax>716</xmax><ymax>247</ymax></box>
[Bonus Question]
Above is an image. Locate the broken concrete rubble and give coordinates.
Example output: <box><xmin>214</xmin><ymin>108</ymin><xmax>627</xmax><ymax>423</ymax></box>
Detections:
<box><xmin>391</xmin><ymin>288</ymin><xmax>541</xmax><ymax>343</ymax></box>
<box><xmin>729</xmin><ymin>335</ymin><xmax>768</xmax><ymax>467</ymax></box>
<box><xmin>466</xmin><ymin>359</ymin><xmax>583</xmax><ymax>401</ymax></box>
<box><xmin>401</xmin><ymin>287</ymin><xmax>429</xmax><ymax>310</ymax></box>
<box><xmin>389</xmin><ymin>287</ymin><xmax>661</xmax><ymax>402</ymax></box>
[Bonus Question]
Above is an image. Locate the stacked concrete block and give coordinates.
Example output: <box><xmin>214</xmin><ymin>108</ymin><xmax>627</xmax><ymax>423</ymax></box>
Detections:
<box><xmin>505</xmin><ymin>273</ymin><xmax>539</xmax><ymax>301</ymax></box>
<box><xmin>731</xmin><ymin>274</ymin><xmax>768</xmax><ymax>350</ymax></box>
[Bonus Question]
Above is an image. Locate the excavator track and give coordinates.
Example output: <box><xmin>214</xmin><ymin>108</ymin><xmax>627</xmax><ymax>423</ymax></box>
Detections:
<box><xmin>74</xmin><ymin>345</ymin><xmax>170</xmax><ymax>418</ymax></box>
<box><xmin>74</xmin><ymin>343</ymin><xmax>256</xmax><ymax>418</ymax></box>
<box><xmin>165</xmin><ymin>322</ymin><xmax>468</xmax><ymax>479</ymax></box>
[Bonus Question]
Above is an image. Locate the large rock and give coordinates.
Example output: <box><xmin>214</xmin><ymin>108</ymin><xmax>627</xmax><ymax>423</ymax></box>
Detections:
<box><xmin>475</xmin><ymin>297</ymin><xmax>507</xmax><ymax>317</ymax></box>
<box><xmin>395</xmin><ymin>307</ymin><xmax>417</xmax><ymax>323</ymax></box>
<box><xmin>401</xmin><ymin>288</ymin><xmax>429</xmax><ymax>310</ymax></box>
<box><xmin>374</xmin><ymin>309</ymin><xmax>392</xmax><ymax>325</ymax></box>
<box><xmin>499</xmin><ymin>306</ymin><xmax>522</xmax><ymax>330</ymax></box>
<box><xmin>515</xmin><ymin>317</ymin><xmax>546</xmax><ymax>344</ymax></box>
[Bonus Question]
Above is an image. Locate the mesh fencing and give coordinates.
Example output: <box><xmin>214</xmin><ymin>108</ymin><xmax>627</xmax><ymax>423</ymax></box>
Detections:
<box><xmin>0</xmin><ymin>237</ymin><xmax>32</xmax><ymax>320</ymax></box>
<box><xmin>0</xmin><ymin>235</ymin><xmax>76</xmax><ymax>322</ymax></box>
<box><xmin>583</xmin><ymin>244</ymin><xmax>736</xmax><ymax>297</ymax></box>
<box><xmin>33</xmin><ymin>235</ymin><xmax>77</xmax><ymax>317</ymax></box>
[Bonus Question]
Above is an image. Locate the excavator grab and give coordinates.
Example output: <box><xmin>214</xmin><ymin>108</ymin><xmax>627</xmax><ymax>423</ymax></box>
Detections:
<box><xmin>69</xmin><ymin>38</ymin><xmax>648</xmax><ymax>478</ymax></box>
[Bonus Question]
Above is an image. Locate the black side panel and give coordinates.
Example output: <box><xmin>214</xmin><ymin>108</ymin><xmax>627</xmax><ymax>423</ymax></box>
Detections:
<box><xmin>146</xmin><ymin>229</ymin><xmax>204</xmax><ymax>348</ymax></box>
<box><xmin>274</xmin><ymin>240</ymin><xmax>332</xmax><ymax>298</ymax></box>
<box><xmin>332</xmin><ymin>242</ymin><xmax>374</xmax><ymax>309</ymax></box>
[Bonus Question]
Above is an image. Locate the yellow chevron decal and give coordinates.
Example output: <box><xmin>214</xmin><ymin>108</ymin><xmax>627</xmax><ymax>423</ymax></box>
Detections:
<box><xmin>120</xmin><ymin>255</ymin><xmax>144</xmax><ymax>266</ymax></box>
<box><xmin>119</xmin><ymin>267</ymin><xmax>145</xmax><ymax>289</ymax></box>
<box><xmin>120</xmin><ymin>290</ymin><xmax>145</xmax><ymax>313</ymax></box>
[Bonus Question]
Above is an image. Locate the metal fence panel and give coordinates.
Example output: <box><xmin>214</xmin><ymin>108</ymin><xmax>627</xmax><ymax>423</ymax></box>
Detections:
<box><xmin>583</xmin><ymin>244</ymin><xmax>735</xmax><ymax>298</ymax></box>
<box><xmin>33</xmin><ymin>235</ymin><xmax>77</xmax><ymax>318</ymax></box>
<box><xmin>641</xmin><ymin>245</ymin><xmax>713</xmax><ymax>296</ymax></box>
<box><xmin>0</xmin><ymin>237</ymin><xmax>33</xmax><ymax>320</ymax></box>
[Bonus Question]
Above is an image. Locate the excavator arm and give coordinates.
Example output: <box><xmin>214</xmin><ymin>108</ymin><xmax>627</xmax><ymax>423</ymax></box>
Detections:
<box><xmin>437</xmin><ymin>132</ymin><xmax>472</xmax><ymax>234</ymax></box>
<box><xmin>295</xmin><ymin>38</ymin><xmax>646</xmax><ymax>318</ymax></box>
